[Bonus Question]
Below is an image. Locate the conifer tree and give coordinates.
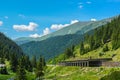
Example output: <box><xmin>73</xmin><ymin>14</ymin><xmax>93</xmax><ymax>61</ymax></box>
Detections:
<box><xmin>16</xmin><ymin>57</ymin><xmax>27</xmax><ymax>80</ymax></box>
<box><xmin>36</xmin><ymin>56</ymin><xmax>44</xmax><ymax>80</ymax></box>
<box><xmin>80</xmin><ymin>41</ymin><xmax>85</xmax><ymax>55</ymax></box>
<box><xmin>31</xmin><ymin>55</ymin><xmax>37</xmax><ymax>68</ymax></box>
<box><xmin>10</xmin><ymin>53</ymin><xmax>18</xmax><ymax>72</ymax></box>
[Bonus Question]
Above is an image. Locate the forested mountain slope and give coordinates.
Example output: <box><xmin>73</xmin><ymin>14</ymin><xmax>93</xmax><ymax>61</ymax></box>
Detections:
<box><xmin>15</xmin><ymin>18</ymin><xmax>111</xmax><ymax>45</ymax></box>
<box><xmin>50</xmin><ymin>15</ymin><xmax>120</xmax><ymax>63</ymax></box>
<box><xmin>0</xmin><ymin>32</ymin><xmax>23</xmax><ymax>59</ymax></box>
<box><xmin>20</xmin><ymin>17</ymin><xmax>112</xmax><ymax>60</ymax></box>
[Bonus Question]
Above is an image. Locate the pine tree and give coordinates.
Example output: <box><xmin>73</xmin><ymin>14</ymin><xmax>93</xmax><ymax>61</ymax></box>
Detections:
<box><xmin>80</xmin><ymin>41</ymin><xmax>85</xmax><ymax>55</ymax></box>
<box><xmin>24</xmin><ymin>55</ymin><xmax>33</xmax><ymax>72</ymax></box>
<box><xmin>16</xmin><ymin>57</ymin><xmax>27</xmax><ymax>80</ymax></box>
<box><xmin>31</xmin><ymin>55</ymin><xmax>37</xmax><ymax>68</ymax></box>
<box><xmin>10</xmin><ymin>53</ymin><xmax>18</xmax><ymax>72</ymax></box>
<box><xmin>103</xmin><ymin>44</ymin><xmax>109</xmax><ymax>52</ymax></box>
<box><xmin>36</xmin><ymin>56</ymin><xmax>44</xmax><ymax>80</ymax></box>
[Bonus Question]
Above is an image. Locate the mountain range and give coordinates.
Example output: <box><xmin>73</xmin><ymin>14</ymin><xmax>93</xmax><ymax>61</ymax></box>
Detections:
<box><xmin>15</xmin><ymin>17</ymin><xmax>112</xmax><ymax>60</ymax></box>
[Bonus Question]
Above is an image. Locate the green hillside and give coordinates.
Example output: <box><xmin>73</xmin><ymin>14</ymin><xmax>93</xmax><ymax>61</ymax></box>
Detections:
<box><xmin>49</xmin><ymin>15</ymin><xmax>120</xmax><ymax>63</ymax></box>
<box><xmin>19</xmin><ymin>17</ymin><xmax>112</xmax><ymax>60</ymax></box>
<box><xmin>45</xmin><ymin>66</ymin><xmax>120</xmax><ymax>80</ymax></box>
<box><xmin>15</xmin><ymin>17</ymin><xmax>111</xmax><ymax>45</ymax></box>
<box><xmin>46</xmin><ymin>16</ymin><xmax>120</xmax><ymax>80</ymax></box>
<box><xmin>0</xmin><ymin>32</ymin><xmax>24</xmax><ymax>58</ymax></box>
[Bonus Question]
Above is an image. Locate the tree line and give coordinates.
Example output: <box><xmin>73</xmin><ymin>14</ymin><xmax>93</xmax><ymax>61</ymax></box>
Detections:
<box><xmin>80</xmin><ymin>16</ymin><xmax>120</xmax><ymax>55</ymax></box>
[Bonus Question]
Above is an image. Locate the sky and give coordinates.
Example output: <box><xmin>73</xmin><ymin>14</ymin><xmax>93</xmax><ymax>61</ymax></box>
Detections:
<box><xmin>0</xmin><ymin>0</ymin><xmax>120</xmax><ymax>39</ymax></box>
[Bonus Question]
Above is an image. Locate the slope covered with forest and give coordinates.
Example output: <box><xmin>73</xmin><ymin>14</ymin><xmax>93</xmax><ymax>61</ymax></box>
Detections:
<box><xmin>19</xmin><ymin>17</ymin><xmax>112</xmax><ymax>60</ymax></box>
<box><xmin>0</xmin><ymin>32</ymin><xmax>23</xmax><ymax>59</ymax></box>
<box><xmin>49</xmin><ymin>15</ymin><xmax>120</xmax><ymax>63</ymax></box>
<box><xmin>46</xmin><ymin>16</ymin><xmax>120</xmax><ymax>80</ymax></box>
<box><xmin>15</xmin><ymin>18</ymin><xmax>111</xmax><ymax>45</ymax></box>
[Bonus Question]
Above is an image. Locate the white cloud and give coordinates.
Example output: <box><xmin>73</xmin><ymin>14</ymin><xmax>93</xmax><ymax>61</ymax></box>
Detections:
<box><xmin>43</xmin><ymin>28</ymin><xmax>50</xmax><ymax>35</ymax></box>
<box><xmin>29</xmin><ymin>33</ymin><xmax>41</xmax><ymax>38</ymax></box>
<box><xmin>50</xmin><ymin>24</ymin><xmax>69</xmax><ymax>30</ymax></box>
<box><xmin>4</xmin><ymin>16</ymin><xmax>8</xmax><ymax>19</ymax></box>
<box><xmin>0</xmin><ymin>21</ymin><xmax>3</xmax><ymax>26</ymax></box>
<box><xmin>29</xmin><ymin>28</ymin><xmax>51</xmax><ymax>38</ymax></box>
<box><xmin>13</xmin><ymin>22</ymin><xmax>38</xmax><ymax>31</ymax></box>
<box><xmin>79</xmin><ymin>5</ymin><xmax>83</xmax><ymax>9</ymax></box>
<box><xmin>29</xmin><ymin>20</ymin><xmax>79</xmax><ymax>38</ymax></box>
<box><xmin>91</xmin><ymin>18</ymin><xmax>97</xmax><ymax>21</ymax></box>
<box><xmin>71</xmin><ymin>20</ymin><xmax>79</xmax><ymax>24</ymax></box>
<box><xmin>86</xmin><ymin>1</ymin><xmax>92</xmax><ymax>4</ymax></box>
<box><xmin>51</xmin><ymin>20</ymin><xmax>79</xmax><ymax>30</ymax></box>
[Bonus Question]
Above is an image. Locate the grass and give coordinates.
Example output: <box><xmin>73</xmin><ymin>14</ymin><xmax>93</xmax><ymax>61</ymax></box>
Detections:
<box><xmin>46</xmin><ymin>42</ymin><xmax>120</xmax><ymax>80</ymax></box>
<box><xmin>45</xmin><ymin>66</ymin><xmax>120</xmax><ymax>80</ymax></box>
<box><xmin>0</xmin><ymin>73</ymin><xmax>15</xmax><ymax>80</ymax></box>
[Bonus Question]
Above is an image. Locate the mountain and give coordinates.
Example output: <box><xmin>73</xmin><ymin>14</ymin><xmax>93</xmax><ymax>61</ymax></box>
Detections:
<box><xmin>0</xmin><ymin>32</ymin><xmax>24</xmax><ymax>58</ymax></box>
<box><xmin>15</xmin><ymin>18</ymin><xmax>111</xmax><ymax>45</ymax></box>
<box><xmin>49</xmin><ymin>15</ymin><xmax>120</xmax><ymax>63</ymax></box>
<box><xmin>19</xmin><ymin>17</ymin><xmax>112</xmax><ymax>60</ymax></box>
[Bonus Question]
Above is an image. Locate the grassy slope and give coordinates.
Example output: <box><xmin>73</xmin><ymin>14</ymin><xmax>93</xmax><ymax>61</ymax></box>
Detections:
<box><xmin>46</xmin><ymin>42</ymin><xmax>120</xmax><ymax>80</ymax></box>
<box><xmin>45</xmin><ymin>66</ymin><xmax>120</xmax><ymax>80</ymax></box>
<box><xmin>1</xmin><ymin>42</ymin><xmax>120</xmax><ymax>80</ymax></box>
<box><xmin>0</xmin><ymin>61</ymin><xmax>35</xmax><ymax>80</ymax></box>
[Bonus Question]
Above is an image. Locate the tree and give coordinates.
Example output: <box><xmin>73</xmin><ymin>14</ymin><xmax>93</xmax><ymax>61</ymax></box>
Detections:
<box><xmin>36</xmin><ymin>56</ymin><xmax>46</xmax><ymax>80</ymax></box>
<box><xmin>80</xmin><ymin>41</ymin><xmax>85</xmax><ymax>55</ymax></box>
<box><xmin>31</xmin><ymin>55</ymin><xmax>37</xmax><ymax>68</ymax></box>
<box><xmin>103</xmin><ymin>44</ymin><xmax>109</xmax><ymax>52</ymax></box>
<box><xmin>10</xmin><ymin>53</ymin><xmax>18</xmax><ymax>72</ymax></box>
<box><xmin>0</xmin><ymin>67</ymin><xmax>8</xmax><ymax>74</ymax></box>
<box><xmin>0</xmin><ymin>58</ymin><xmax>5</xmax><ymax>64</ymax></box>
<box><xmin>65</xmin><ymin>48</ymin><xmax>73</xmax><ymax>59</ymax></box>
<box><xmin>16</xmin><ymin>57</ymin><xmax>27</xmax><ymax>80</ymax></box>
<box><xmin>24</xmin><ymin>55</ymin><xmax>33</xmax><ymax>72</ymax></box>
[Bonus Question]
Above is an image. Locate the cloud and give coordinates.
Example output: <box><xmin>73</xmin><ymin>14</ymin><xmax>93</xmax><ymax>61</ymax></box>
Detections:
<box><xmin>29</xmin><ymin>28</ymin><xmax>51</xmax><ymax>38</ymax></box>
<box><xmin>29</xmin><ymin>20</ymin><xmax>79</xmax><ymax>38</ymax></box>
<box><xmin>71</xmin><ymin>20</ymin><xmax>79</xmax><ymax>24</ymax></box>
<box><xmin>91</xmin><ymin>18</ymin><xmax>97</xmax><ymax>21</ymax></box>
<box><xmin>86</xmin><ymin>1</ymin><xmax>92</xmax><ymax>4</ymax></box>
<box><xmin>50</xmin><ymin>24</ymin><xmax>69</xmax><ymax>30</ymax></box>
<box><xmin>43</xmin><ymin>28</ymin><xmax>50</xmax><ymax>35</ymax></box>
<box><xmin>4</xmin><ymin>16</ymin><xmax>8</xmax><ymax>19</ymax></box>
<box><xmin>79</xmin><ymin>5</ymin><xmax>83</xmax><ymax>9</ymax></box>
<box><xmin>78</xmin><ymin>1</ymin><xmax>92</xmax><ymax>9</ymax></box>
<box><xmin>13</xmin><ymin>22</ymin><xmax>38</xmax><ymax>31</ymax></box>
<box><xmin>0</xmin><ymin>21</ymin><xmax>3</xmax><ymax>26</ymax></box>
<box><xmin>29</xmin><ymin>33</ymin><xmax>41</xmax><ymax>38</ymax></box>
<box><xmin>51</xmin><ymin>20</ymin><xmax>79</xmax><ymax>30</ymax></box>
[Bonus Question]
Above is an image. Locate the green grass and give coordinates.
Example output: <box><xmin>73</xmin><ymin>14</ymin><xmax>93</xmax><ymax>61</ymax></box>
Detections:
<box><xmin>49</xmin><ymin>42</ymin><xmax>120</xmax><ymax>63</ymax></box>
<box><xmin>46</xmin><ymin>42</ymin><xmax>120</xmax><ymax>80</ymax></box>
<box><xmin>0</xmin><ymin>73</ymin><xmax>15</xmax><ymax>80</ymax></box>
<box><xmin>45</xmin><ymin>66</ymin><xmax>120</xmax><ymax>80</ymax></box>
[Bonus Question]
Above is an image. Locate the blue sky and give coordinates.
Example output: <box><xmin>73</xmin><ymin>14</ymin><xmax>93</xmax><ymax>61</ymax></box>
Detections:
<box><xmin>0</xmin><ymin>0</ymin><xmax>120</xmax><ymax>39</ymax></box>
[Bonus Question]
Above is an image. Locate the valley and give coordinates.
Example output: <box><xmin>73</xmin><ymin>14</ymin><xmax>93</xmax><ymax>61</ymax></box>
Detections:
<box><xmin>0</xmin><ymin>15</ymin><xmax>120</xmax><ymax>80</ymax></box>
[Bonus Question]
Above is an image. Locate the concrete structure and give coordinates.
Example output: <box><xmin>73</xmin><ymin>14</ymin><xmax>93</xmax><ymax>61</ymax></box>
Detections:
<box><xmin>59</xmin><ymin>58</ymin><xmax>120</xmax><ymax>67</ymax></box>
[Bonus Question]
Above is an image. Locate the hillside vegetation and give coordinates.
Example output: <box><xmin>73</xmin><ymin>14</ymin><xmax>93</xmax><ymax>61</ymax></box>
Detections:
<box><xmin>0</xmin><ymin>32</ymin><xmax>23</xmax><ymax>59</ymax></box>
<box><xmin>47</xmin><ymin>16</ymin><xmax>120</xmax><ymax>80</ymax></box>
<box><xmin>19</xmin><ymin>17</ymin><xmax>111</xmax><ymax>60</ymax></box>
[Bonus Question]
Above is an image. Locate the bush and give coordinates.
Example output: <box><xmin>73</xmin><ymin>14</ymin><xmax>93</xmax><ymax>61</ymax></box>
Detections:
<box><xmin>103</xmin><ymin>44</ymin><xmax>109</xmax><ymax>52</ymax></box>
<box><xmin>0</xmin><ymin>67</ymin><xmax>8</xmax><ymax>74</ymax></box>
<box><xmin>100</xmin><ymin>71</ymin><xmax>120</xmax><ymax>80</ymax></box>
